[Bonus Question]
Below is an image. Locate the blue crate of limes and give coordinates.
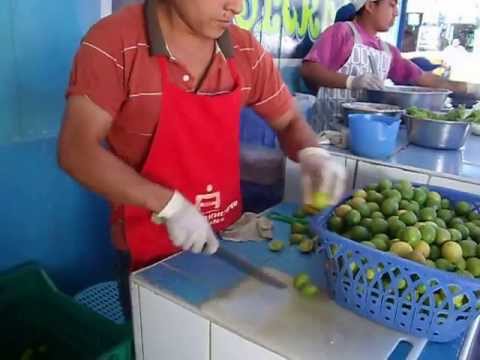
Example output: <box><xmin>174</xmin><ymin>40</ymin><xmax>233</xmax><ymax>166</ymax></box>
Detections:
<box><xmin>311</xmin><ymin>179</ymin><xmax>480</xmax><ymax>342</ymax></box>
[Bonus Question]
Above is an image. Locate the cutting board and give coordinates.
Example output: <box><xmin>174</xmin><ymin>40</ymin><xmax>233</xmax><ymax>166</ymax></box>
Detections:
<box><xmin>200</xmin><ymin>268</ymin><xmax>427</xmax><ymax>360</ymax></box>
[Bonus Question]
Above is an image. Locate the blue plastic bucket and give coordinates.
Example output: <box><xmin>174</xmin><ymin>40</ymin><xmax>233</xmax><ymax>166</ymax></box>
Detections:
<box><xmin>348</xmin><ymin>114</ymin><xmax>401</xmax><ymax>159</ymax></box>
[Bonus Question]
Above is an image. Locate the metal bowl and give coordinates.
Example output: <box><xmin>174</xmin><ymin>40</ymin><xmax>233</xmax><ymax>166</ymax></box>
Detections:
<box><xmin>342</xmin><ymin>102</ymin><xmax>403</xmax><ymax>126</ymax></box>
<box><xmin>366</xmin><ymin>86</ymin><xmax>452</xmax><ymax>111</ymax></box>
<box><xmin>404</xmin><ymin>114</ymin><xmax>472</xmax><ymax>150</ymax></box>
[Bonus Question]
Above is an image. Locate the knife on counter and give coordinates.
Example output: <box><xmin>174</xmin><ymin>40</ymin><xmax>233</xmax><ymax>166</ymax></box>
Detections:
<box><xmin>213</xmin><ymin>235</ymin><xmax>287</xmax><ymax>289</ymax></box>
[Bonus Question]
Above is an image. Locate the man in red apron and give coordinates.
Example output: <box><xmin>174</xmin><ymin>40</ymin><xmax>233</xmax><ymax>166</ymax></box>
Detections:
<box><xmin>59</xmin><ymin>0</ymin><xmax>346</xmax><ymax>316</ymax></box>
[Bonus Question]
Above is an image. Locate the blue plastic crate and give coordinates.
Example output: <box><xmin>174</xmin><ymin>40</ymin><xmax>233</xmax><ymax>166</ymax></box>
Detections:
<box><xmin>311</xmin><ymin>184</ymin><xmax>480</xmax><ymax>343</ymax></box>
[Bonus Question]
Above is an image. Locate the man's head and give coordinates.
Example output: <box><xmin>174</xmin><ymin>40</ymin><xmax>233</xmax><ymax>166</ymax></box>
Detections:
<box><xmin>355</xmin><ymin>0</ymin><xmax>399</xmax><ymax>32</ymax></box>
<box><xmin>163</xmin><ymin>0</ymin><xmax>243</xmax><ymax>39</ymax></box>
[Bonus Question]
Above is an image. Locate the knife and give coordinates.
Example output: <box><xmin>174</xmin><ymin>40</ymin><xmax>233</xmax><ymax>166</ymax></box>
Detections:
<box><xmin>214</xmin><ymin>237</ymin><xmax>287</xmax><ymax>289</ymax></box>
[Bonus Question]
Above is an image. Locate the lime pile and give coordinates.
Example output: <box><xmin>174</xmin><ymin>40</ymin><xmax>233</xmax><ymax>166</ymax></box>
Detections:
<box><xmin>293</xmin><ymin>273</ymin><xmax>319</xmax><ymax>298</ymax></box>
<box><xmin>328</xmin><ymin>179</ymin><xmax>480</xmax><ymax>278</ymax></box>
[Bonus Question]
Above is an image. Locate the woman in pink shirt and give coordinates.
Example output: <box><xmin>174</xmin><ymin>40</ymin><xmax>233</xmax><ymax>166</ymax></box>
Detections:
<box><xmin>301</xmin><ymin>0</ymin><xmax>480</xmax><ymax>131</ymax></box>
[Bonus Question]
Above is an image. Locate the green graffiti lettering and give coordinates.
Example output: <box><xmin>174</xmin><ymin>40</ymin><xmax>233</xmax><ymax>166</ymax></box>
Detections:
<box><xmin>282</xmin><ymin>0</ymin><xmax>298</xmax><ymax>37</ymax></box>
<box><xmin>262</xmin><ymin>0</ymin><xmax>282</xmax><ymax>34</ymax></box>
<box><xmin>235</xmin><ymin>0</ymin><xmax>259</xmax><ymax>30</ymax></box>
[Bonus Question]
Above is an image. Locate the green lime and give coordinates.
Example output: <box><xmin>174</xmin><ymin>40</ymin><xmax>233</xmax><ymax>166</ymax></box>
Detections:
<box><xmin>398</xmin><ymin>199</ymin><xmax>410</xmax><ymax>210</ymax></box>
<box><xmin>450</xmin><ymin>217</ymin><xmax>465</xmax><ymax>227</ymax></box>
<box><xmin>298</xmin><ymin>239</ymin><xmax>315</xmax><ymax>253</ymax></box>
<box><xmin>357</xmin><ymin>203</ymin><xmax>371</xmax><ymax>218</ymax></box>
<box><xmin>370</xmin><ymin>218</ymin><xmax>389</xmax><ymax>235</ymax></box>
<box><xmin>400</xmin><ymin>227</ymin><xmax>422</xmax><ymax>246</ymax></box>
<box><xmin>373</xmin><ymin>233</ymin><xmax>390</xmax><ymax>242</ymax></box>
<box><xmin>460</xmin><ymin>240</ymin><xmax>477</xmax><ymax>258</ymax></box>
<box><xmin>466</xmin><ymin>258</ymin><xmax>480</xmax><ymax>277</ymax></box>
<box><xmin>351</xmin><ymin>197</ymin><xmax>367</xmax><ymax>209</ymax></box>
<box><xmin>419</xmin><ymin>224</ymin><xmax>437</xmax><ymax>244</ymax></box>
<box><xmin>292</xmin><ymin>222</ymin><xmax>308</xmax><ymax>234</ymax></box>
<box><xmin>454</xmin><ymin>224</ymin><xmax>470</xmax><ymax>240</ymax></box>
<box><xmin>437</xmin><ymin>209</ymin><xmax>454</xmax><ymax>223</ymax></box>
<box><xmin>361</xmin><ymin>218</ymin><xmax>373</xmax><ymax>229</ymax></box>
<box><xmin>398</xmin><ymin>180</ymin><xmax>413</xmax><ymax>190</ymax></box>
<box><xmin>351</xmin><ymin>226</ymin><xmax>371</xmax><ymax>242</ymax></box>
<box><xmin>399</xmin><ymin>211</ymin><xmax>418</xmax><ymax>226</ymax></box>
<box><xmin>382</xmin><ymin>198</ymin><xmax>400</xmax><ymax>217</ymax></box>
<box><xmin>388</xmin><ymin>218</ymin><xmax>407</xmax><ymax>238</ymax></box>
<box><xmin>436</xmin><ymin>258</ymin><xmax>454</xmax><ymax>271</ymax></box>
<box><xmin>293</xmin><ymin>273</ymin><xmax>311</xmax><ymax>289</ymax></box>
<box><xmin>429</xmin><ymin>245</ymin><xmax>441</xmax><ymax>260</ymax></box>
<box><xmin>345</xmin><ymin>209</ymin><xmax>362</xmax><ymax>227</ymax></box>
<box><xmin>434</xmin><ymin>218</ymin><xmax>447</xmax><ymax>229</ymax></box>
<box><xmin>425</xmin><ymin>259</ymin><xmax>436</xmax><ymax>268</ymax></box>
<box><xmin>426</xmin><ymin>192</ymin><xmax>442</xmax><ymax>208</ymax></box>
<box><xmin>414</xmin><ymin>241</ymin><xmax>431</xmax><ymax>258</ymax></box>
<box><xmin>361</xmin><ymin>241</ymin><xmax>376</xmax><ymax>249</ymax></box>
<box><xmin>289</xmin><ymin>234</ymin><xmax>305</xmax><ymax>245</ymax></box>
<box><xmin>448</xmin><ymin>228</ymin><xmax>463</xmax><ymax>242</ymax></box>
<box><xmin>366</xmin><ymin>268</ymin><xmax>376</xmax><ymax>281</ymax></box>
<box><xmin>419</xmin><ymin>207</ymin><xmax>437</xmax><ymax>222</ymax></box>
<box><xmin>343</xmin><ymin>230</ymin><xmax>354</xmax><ymax>239</ymax></box>
<box><xmin>441</xmin><ymin>241</ymin><xmax>463</xmax><ymax>263</ymax></box>
<box><xmin>367</xmin><ymin>190</ymin><xmax>384</xmax><ymax>204</ymax></box>
<box><xmin>301</xmin><ymin>283</ymin><xmax>319</xmax><ymax>297</ymax></box>
<box><xmin>441</xmin><ymin>198</ymin><xmax>451</xmax><ymax>209</ymax></box>
<box><xmin>390</xmin><ymin>242</ymin><xmax>413</xmax><ymax>257</ymax></box>
<box><xmin>335</xmin><ymin>204</ymin><xmax>352</xmax><ymax>218</ymax></box>
<box><xmin>377</xmin><ymin>179</ymin><xmax>393</xmax><ymax>192</ymax></box>
<box><xmin>470</xmin><ymin>226</ymin><xmax>480</xmax><ymax>243</ymax></box>
<box><xmin>455</xmin><ymin>257</ymin><xmax>467</xmax><ymax>271</ymax></box>
<box><xmin>407</xmin><ymin>201</ymin><xmax>420</xmax><ymax>215</ymax></box>
<box><xmin>436</xmin><ymin>228</ymin><xmax>452</xmax><ymax>245</ymax></box>
<box><xmin>474</xmin><ymin>220</ymin><xmax>480</xmax><ymax>227</ymax></box>
<box><xmin>269</xmin><ymin>240</ymin><xmax>285</xmax><ymax>252</ymax></box>
<box><xmin>328</xmin><ymin>216</ymin><xmax>344</xmax><ymax>233</ymax></box>
<box><xmin>414</xmin><ymin>188</ymin><xmax>428</xmax><ymax>206</ymax></box>
<box><xmin>456</xmin><ymin>201</ymin><xmax>473</xmax><ymax>216</ymax></box>
<box><xmin>365</xmin><ymin>183</ymin><xmax>378</xmax><ymax>191</ymax></box>
<box><xmin>465</xmin><ymin>222</ymin><xmax>479</xmax><ymax>235</ymax></box>
<box><xmin>367</xmin><ymin>202</ymin><xmax>380</xmax><ymax>213</ymax></box>
<box><xmin>468</xmin><ymin>212</ymin><xmax>480</xmax><ymax>221</ymax></box>
<box><xmin>407</xmin><ymin>250</ymin><xmax>427</xmax><ymax>264</ymax></box>
<box><xmin>371</xmin><ymin>211</ymin><xmax>385</xmax><ymax>219</ymax></box>
<box><xmin>354</xmin><ymin>189</ymin><xmax>368</xmax><ymax>199</ymax></box>
<box><xmin>401</xmin><ymin>187</ymin><xmax>414</xmax><ymax>200</ymax></box>
<box><xmin>457</xmin><ymin>270</ymin><xmax>474</xmax><ymax>278</ymax></box>
<box><xmin>371</xmin><ymin>237</ymin><xmax>388</xmax><ymax>251</ymax></box>
<box><xmin>383</xmin><ymin>189</ymin><xmax>402</xmax><ymax>201</ymax></box>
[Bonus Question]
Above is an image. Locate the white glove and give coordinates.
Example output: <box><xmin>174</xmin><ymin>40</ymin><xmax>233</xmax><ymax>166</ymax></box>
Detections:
<box><xmin>467</xmin><ymin>83</ymin><xmax>480</xmax><ymax>98</ymax></box>
<box><xmin>347</xmin><ymin>74</ymin><xmax>384</xmax><ymax>90</ymax></box>
<box><xmin>298</xmin><ymin>147</ymin><xmax>346</xmax><ymax>206</ymax></box>
<box><xmin>151</xmin><ymin>191</ymin><xmax>219</xmax><ymax>254</ymax></box>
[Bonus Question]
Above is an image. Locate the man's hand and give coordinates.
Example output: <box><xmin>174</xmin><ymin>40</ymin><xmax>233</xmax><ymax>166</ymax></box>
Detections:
<box><xmin>152</xmin><ymin>192</ymin><xmax>219</xmax><ymax>254</ymax></box>
<box><xmin>347</xmin><ymin>74</ymin><xmax>384</xmax><ymax>90</ymax></box>
<box><xmin>298</xmin><ymin>147</ymin><xmax>346</xmax><ymax>206</ymax></box>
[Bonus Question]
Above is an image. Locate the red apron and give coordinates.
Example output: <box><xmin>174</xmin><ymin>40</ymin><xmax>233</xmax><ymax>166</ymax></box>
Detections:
<box><xmin>122</xmin><ymin>56</ymin><xmax>243</xmax><ymax>270</ymax></box>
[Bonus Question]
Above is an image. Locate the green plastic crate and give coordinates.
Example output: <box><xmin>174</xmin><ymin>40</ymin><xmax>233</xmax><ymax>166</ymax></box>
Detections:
<box><xmin>0</xmin><ymin>263</ymin><xmax>132</xmax><ymax>360</ymax></box>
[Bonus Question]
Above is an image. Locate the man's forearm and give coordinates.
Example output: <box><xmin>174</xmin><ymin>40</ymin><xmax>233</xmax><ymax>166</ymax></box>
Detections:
<box><xmin>276</xmin><ymin>110</ymin><xmax>318</xmax><ymax>162</ymax></box>
<box><xmin>300</xmin><ymin>62</ymin><xmax>348</xmax><ymax>92</ymax></box>
<box><xmin>58</xmin><ymin>141</ymin><xmax>172</xmax><ymax>212</ymax></box>
<box><xmin>415</xmin><ymin>73</ymin><xmax>468</xmax><ymax>94</ymax></box>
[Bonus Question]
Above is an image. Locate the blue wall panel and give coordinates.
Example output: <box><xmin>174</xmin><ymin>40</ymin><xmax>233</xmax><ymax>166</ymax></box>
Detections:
<box><xmin>0</xmin><ymin>2</ymin><xmax>19</xmax><ymax>143</ymax></box>
<box><xmin>6</xmin><ymin>0</ymin><xmax>102</xmax><ymax>143</ymax></box>
<box><xmin>0</xmin><ymin>1</ymin><xmax>114</xmax><ymax>294</ymax></box>
<box><xmin>0</xmin><ymin>137</ymin><xmax>115</xmax><ymax>294</ymax></box>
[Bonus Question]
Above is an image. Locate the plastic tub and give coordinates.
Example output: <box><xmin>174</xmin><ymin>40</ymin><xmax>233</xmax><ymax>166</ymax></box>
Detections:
<box><xmin>348</xmin><ymin>114</ymin><xmax>401</xmax><ymax>160</ymax></box>
<box><xmin>0</xmin><ymin>263</ymin><xmax>132</xmax><ymax>360</ymax></box>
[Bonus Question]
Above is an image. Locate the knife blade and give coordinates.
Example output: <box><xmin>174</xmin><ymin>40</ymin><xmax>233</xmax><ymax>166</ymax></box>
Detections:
<box><xmin>214</xmin><ymin>245</ymin><xmax>287</xmax><ymax>289</ymax></box>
